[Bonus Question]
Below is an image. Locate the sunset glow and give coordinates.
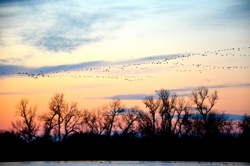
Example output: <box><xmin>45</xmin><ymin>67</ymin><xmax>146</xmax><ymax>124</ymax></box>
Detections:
<box><xmin>0</xmin><ymin>0</ymin><xmax>250</xmax><ymax>131</ymax></box>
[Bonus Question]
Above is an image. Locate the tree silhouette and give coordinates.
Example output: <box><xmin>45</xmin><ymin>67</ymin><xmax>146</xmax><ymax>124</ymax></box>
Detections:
<box><xmin>205</xmin><ymin>111</ymin><xmax>232</xmax><ymax>138</ymax></box>
<box><xmin>0</xmin><ymin>130</ymin><xmax>22</xmax><ymax>145</ymax></box>
<box><xmin>1</xmin><ymin>86</ymin><xmax>249</xmax><ymax>162</ymax></box>
<box><xmin>142</xmin><ymin>95</ymin><xmax>160</xmax><ymax>135</ymax></box>
<box><xmin>62</xmin><ymin>101</ymin><xmax>82</xmax><ymax>141</ymax></box>
<box><xmin>40</xmin><ymin>93</ymin><xmax>83</xmax><ymax>141</ymax></box>
<box><xmin>103</xmin><ymin>98</ymin><xmax>125</xmax><ymax>136</ymax></box>
<box><xmin>157</xmin><ymin>89</ymin><xmax>177</xmax><ymax>135</ymax></box>
<box><xmin>39</xmin><ymin>109</ymin><xmax>58</xmax><ymax>141</ymax></box>
<box><xmin>174</xmin><ymin>97</ymin><xmax>192</xmax><ymax>137</ymax></box>
<box><xmin>239</xmin><ymin>114</ymin><xmax>250</xmax><ymax>139</ymax></box>
<box><xmin>11</xmin><ymin>98</ymin><xmax>39</xmax><ymax>143</ymax></box>
<box><xmin>190</xmin><ymin>86</ymin><xmax>218</xmax><ymax>137</ymax></box>
<box><xmin>81</xmin><ymin>107</ymin><xmax>106</xmax><ymax>135</ymax></box>
<box><xmin>39</xmin><ymin>93</ymin><xmax>67</xmax><ymax>142</ymax></box>
<box><xmin>117</xmin><ymin>106</ymin><xmax>144</xmax><ymax>136</ymax></box>
<box><xmin>137</xmin><ymin>110</ymin><xmax>154</xmax><ymax>138</ymax></box>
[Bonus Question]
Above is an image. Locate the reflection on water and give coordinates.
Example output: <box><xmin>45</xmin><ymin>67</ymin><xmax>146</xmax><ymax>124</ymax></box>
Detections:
<box><xmin>0</xmin><ymin>161</ymin><xmax>249</xmax><ymax>166</ymax></box>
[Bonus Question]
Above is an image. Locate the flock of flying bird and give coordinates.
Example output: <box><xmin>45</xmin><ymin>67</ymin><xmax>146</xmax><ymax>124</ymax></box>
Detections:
<box><xmin>1</xmin><ymin>46</ymin><xmax>250</xmax><ymax>82</ymax></box>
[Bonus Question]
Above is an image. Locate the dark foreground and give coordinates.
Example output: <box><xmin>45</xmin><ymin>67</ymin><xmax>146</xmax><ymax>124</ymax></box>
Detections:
<box><xmin>1</xmin><ymin>135</ymin><xmax>249</xmax><ymax>162</ymax></box>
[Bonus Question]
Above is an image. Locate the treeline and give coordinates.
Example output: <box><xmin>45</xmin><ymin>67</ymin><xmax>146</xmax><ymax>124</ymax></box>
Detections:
<box><xmin>0</xmin><ymin>86</ymin><xmax>250</xmax><ymax>162</ymax></box>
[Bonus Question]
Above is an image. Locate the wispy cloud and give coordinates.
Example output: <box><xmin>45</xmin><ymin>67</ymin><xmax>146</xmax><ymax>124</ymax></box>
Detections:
<box><xmin>207</xmin><ymin>83</ymin><xmax>250</xmax><ymax>89</ymax></box>
<box><xmin>0</xmin><ymin>90</ymin><xmax>43</xmax><ymax>96</ymax></box>
<box><xmin>0</xmin><ymin>0</ymin><xmax>145</xmax><ymax>52</ymax></box>
<box><xmin>104</xmin><ymin>94</ymin><xmax>152</xmax><ymax>100</ymax></box>
<box><xmin>168</xmin><ymin>83</ymin><xmax>250</xmax><ymax>95</ymax></box>
<box><xmin>226</xmin><ymin>114</ymin><xmax>245</xmax><ymax>121</ymax></box>
<box><xmin>103</xmin><ymin>83</ymin><xmax>250</xmax><ymax>100</ymax></box>
<box><xmin>1</xmin><ymin>0</ymin><xmax>249</xmax><ymax>53</ymax></box>
<box><xmin>0</xmin><ymin>53</ymin><xmax>185</xmax><ymax>75</ymax></box>
<box><xmin>0</xmin><ymin>60</ymin><xmax>103</xmax><ymax>75</ymax></box>
<box><xmin>0</xmin><ymin>58</ymin><xmax>22</xmax><ymax>64</ymax></box>
<box><xmin>22</xmin><ymin>10</ymin><xmax>106</xmax><ymax>52</ymax></box>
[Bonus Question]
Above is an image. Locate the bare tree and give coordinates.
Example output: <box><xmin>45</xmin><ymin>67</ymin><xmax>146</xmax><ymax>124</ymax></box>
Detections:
<box><xmin>209</xmin><ymin>111</ymin><xmax>232</xmax><ymax>137</ymax></box>
<box><xmin>174</xmin><ymin>97</ymin><xmax>192</xmax><ymax>137</ymax></box>
<box><xmin>63</xmin><ymin>102</ymin><xmax>82</xmax><ymax>140</ymax></box>
<box><xmin>137</xmin><ymin>111</ymin><xmax>154</xmax><ymax>138</ymax></box>
<box><xmin>190</xmin><ymin>86</ymin><xmax>219</xmax><ymax>136</ymax></box>
<box><xmin>48</xmin><ymin>92</ymin><xmax>67</xmax><ymax>142</ymax></box>
<box><xmin>11</xmin><ymin>98</ymin><xmax>39</xmax><ymax>143</ymax></box>
<box><xmin>157</xmin><ymin>89</ymin><xmax>177</xmax><ymax>135</ymax></box>
<box><xmin>103</xmin><ymin>98</ymin><xmax>125</xmax><ymax>136</ymax></box>
<box><xmin>39</xmin><ymin>111</ymin><xmax>57</xmax><ymax>141</ymax></box>
<box><xmin>118</xmin><ymin>106</ymin><xmax>144</xmax><ymax>135</ymax></box>
<box><xmin>40</xmin><ymin>93</ymin><xmax>83</xmax><ymax>141</ymax></box>
<box><xmin>154</xmin><ymin>89</ymin><xmax>177</xmax><ymax>134</ymax></box>
<box><xmin>142</xmin><ymin>95</ymin><xmax>160</xmax><ymax>135</ymax></box>
<box><xmin>81</xmin><ymin>107</ymin><xmax>107</xmax><ymax>135</ymax></box>
<box><xmin>239</xmin><ymin>114</ymin><xmax>250</xmax><ymax>138</ymax></box>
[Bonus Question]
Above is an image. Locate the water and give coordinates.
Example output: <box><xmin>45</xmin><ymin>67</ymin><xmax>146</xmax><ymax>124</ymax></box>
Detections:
<box><xmin>0</xmin><ymin>161</ymin><xmax>249</xmax><ymax>166</ymax></box>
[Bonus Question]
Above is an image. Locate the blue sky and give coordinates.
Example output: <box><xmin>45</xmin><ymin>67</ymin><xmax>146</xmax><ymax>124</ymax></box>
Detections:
<box><xmin>0</xmin><ymin>0</ymin><xmax>249</xmax><ymax>74</ymax></box>
<box><xmin>1</xmin><ymin>0</ymin><xmax>250</xmax><ymax>63</ymax></box>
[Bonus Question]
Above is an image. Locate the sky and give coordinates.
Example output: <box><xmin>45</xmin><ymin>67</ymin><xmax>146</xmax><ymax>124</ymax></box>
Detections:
<box><xmin>0</xmin><ymin>0</ymin><xmax>250</xmax><ymax>131</ymax></box>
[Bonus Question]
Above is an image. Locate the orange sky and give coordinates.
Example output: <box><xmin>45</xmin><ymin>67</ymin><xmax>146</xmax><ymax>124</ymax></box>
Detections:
<box><xmin>1</xmin><ymin>54</ymin><xmax>250</xmax><ymax>130</ymax></box>
<box><xmin>1</xmin><ymin>0</ymin><xmax>250</xmax><ymax>131</ymax></box>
